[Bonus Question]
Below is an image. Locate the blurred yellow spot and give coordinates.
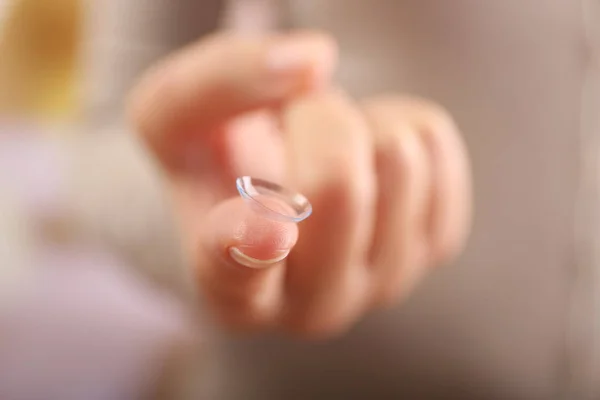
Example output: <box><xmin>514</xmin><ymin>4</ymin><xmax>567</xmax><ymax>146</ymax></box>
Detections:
<box><xmin>0</xmin><ymin>0</ymin><xmax>82</xmax><ymax>121</ymax></box>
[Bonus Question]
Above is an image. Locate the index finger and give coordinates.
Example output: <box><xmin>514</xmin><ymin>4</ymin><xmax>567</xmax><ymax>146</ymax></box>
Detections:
<box><xmin>127</xmin><ymin>31</ymin><xmax>337</xmax><ymax>172</ymax></box>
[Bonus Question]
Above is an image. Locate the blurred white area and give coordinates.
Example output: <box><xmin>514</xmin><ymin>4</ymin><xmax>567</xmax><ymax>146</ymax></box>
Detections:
<box><xmin>0</xmin><ymin>188</ymin><xmax>33</xmax><ymax>305</ymax></box>
<box><xmin>0</xmin><ymin>248</ymin><xmax>197</xmax><ymax>400</ymax></box>
<box><xmin>0</xmin><ymin>125</ymin><xmax>201</xmax><ymax>399</ymax></box>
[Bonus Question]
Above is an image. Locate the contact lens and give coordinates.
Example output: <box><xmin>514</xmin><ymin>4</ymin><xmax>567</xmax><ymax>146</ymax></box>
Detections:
<box><xmin>235</xmin><ymin>176</ymin><xmax>312</xmax><ymax>223</ymax></box>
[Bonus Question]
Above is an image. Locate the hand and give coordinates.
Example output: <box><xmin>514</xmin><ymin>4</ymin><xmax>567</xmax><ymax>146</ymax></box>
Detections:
<box><xmin>128</xmin><ymin>31</ymin><xmax>471</xmax><ymax>338</ymax></box>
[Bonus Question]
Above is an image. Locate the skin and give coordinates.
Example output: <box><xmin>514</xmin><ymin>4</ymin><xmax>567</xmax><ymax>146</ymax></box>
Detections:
<box><xmin>128</xmin><ymin>31</ymin><xmax>472</xmax><ymax>339</ymax></box>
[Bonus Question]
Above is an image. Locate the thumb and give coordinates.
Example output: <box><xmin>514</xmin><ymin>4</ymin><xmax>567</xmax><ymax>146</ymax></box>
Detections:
<box><xmin>195</xmin><ymin>197</ymin><xmax>298</xmax><ymax>328</ymax></box>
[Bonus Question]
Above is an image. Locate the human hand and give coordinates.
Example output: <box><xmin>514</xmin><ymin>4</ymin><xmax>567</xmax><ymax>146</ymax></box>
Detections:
<box><xmin>128</xmin><ymin>31</ymin><xmax>471</xmax><ymax>338</ymax></box>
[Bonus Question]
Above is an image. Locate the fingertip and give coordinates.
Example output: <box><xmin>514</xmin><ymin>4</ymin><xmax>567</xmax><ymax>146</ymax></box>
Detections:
<box><xmin>229</xmin><ymin>247</ymin><xmax>290</xmax><ymax>269</ymax></box>
<box><xmin>207</xmin><ymin>198</ymin><xmax>299</xmax><ymax>268</ymax></box>
<box><xmin>264</xmin><ymin>31</ymin><xmax>338</xmax><ymax>91</ymax></box>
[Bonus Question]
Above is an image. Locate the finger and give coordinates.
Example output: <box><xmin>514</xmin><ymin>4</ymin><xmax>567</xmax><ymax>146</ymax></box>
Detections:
<box><xmin>412</xmin><ymin>102</ymin><xmax>472</xmax><ymax>264</ymax></box>
<box><xmin>371</xmin><ymin>97</ymin><xmax>471</xmax><ymax>264</ymax></box>
<box><xmin>128</xmin><ymin>31</ymin><xmax>337</xmax><ymax>172</ymax></box>
<box><xmin>361</xmin><ymin>101</ymin><xmax>432</xmax><ymax>306</ymax></box>
<box><xmin>281</xmin><ymin>90</ymin><xmax>376</xmax><ymax>337</ymax></box>
<box><xmin>197</xmin><ymin>197</ymin><xmax>299</xmax><ymax>330</ymax></box>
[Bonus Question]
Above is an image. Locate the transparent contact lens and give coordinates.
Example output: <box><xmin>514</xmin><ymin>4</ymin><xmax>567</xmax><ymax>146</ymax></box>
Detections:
<box><xmin>236</xmin><ymin>176</ymin><xmax>312</xmax><ymax>223</ymax></box>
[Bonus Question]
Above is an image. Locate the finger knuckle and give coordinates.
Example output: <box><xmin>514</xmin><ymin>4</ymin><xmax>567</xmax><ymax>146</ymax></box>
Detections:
<box><xmin>383</xmin><ymin>126</ymin><xmax>424</xmax><ymax>177</ymax></box>
<box><xmin>409</xmin><ymin>99</ymin><xmax>459</xmax><ymax>148</ymax></box>
<box><xmin>287</xmin><ymin>92</ymin><xmax>376</xmax><ymax>217</ymax></box>
<box><xmin>339</xmin><ymin>154</ymin><xmax>374</xmax><ymax>217</ymax></box>
<box><xmin>329</xmin><ymin>159</ymin><xmax>374</xmax><ymax>217</ymax></box>
<box><xmin>412</xmin><ymin>97</ymin><xmax>455</xmax><ymax>125</ymax></box>
<box><xmin>365</xmin><ymin>95</ymin><xmax>457</xmax><ymax>135</ymax></box>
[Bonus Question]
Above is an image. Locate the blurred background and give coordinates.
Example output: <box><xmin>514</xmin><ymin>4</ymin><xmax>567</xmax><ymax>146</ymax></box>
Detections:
<box><xmin>0</xmin><ymin>1</ymin><xmax>203</xmax><ymax>399</ymax></box>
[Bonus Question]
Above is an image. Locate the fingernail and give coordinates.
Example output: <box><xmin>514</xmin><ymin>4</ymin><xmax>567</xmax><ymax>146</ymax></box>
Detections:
<box><xmin>264</xmin><ymin>40</ymin><xmax>309</xmax><ymax>73</ymax></box>
<box><xmin>228</xmin><ymin>247</ymin><xmax>290</xmax><ymax>269</ymax></box>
